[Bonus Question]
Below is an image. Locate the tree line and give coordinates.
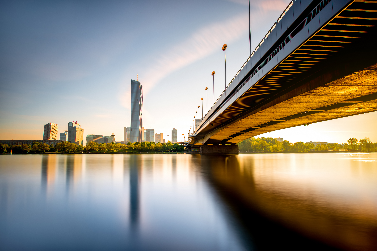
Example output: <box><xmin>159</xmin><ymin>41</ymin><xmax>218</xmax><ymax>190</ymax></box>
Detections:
<box><xmin>238</xmin><ymin>137</ymin><xmax>377</xmax><ymax>153</ymax></box>
<box><xmin>0</xmin><ymin>141</ymin><xmax>185</xmax><ymax>154</ymax></box>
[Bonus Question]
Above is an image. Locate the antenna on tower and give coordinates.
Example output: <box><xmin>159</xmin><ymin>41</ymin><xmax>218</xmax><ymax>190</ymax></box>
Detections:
<box><xmin>137</xmin><ymin>74</ymin><xmax>138</xmax><ymax>81</ymax></box>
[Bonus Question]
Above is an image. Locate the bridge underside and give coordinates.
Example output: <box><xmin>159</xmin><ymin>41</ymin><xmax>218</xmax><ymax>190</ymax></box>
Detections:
<box><xmin>192</xmin><ymin>0</ymin><xmax>376</xmax><ymax>147</ymax></box>
<box><xmin>212</xmin><ymin>64</ymin><xmax>376</xmax><ymax>144</ymax></box>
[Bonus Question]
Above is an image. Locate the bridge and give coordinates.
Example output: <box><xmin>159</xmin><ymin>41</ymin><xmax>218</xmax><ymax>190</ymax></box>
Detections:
<box><xmin>188</xmin><ymin>0</ymin><xmax>377</xmax><ymax>154</ymax></box>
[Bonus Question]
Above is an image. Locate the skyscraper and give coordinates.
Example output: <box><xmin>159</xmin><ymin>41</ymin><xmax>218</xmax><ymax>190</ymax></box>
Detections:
<box><xmin>130</xmin><ymin>79</ymin><xmax>143</xmax><ymax>143</ymax></box>
<box><xmin>145</xmin><ymin>129</ymin><xmax>154</xmax><ymax>142</ymax></box>
<box><xmin>68</xmin><ymin>121</ymin><xmax>84</xmax><ymax>145</ymax></box>
<box><xmin>172</xmin><ymin>128</ymin><xmax>177</xmax><ymax>143</ymax></box>
<box><xmin>43</xmin><ymin>123</ymin><xmax>58</xmax><ymax>140</ymax></box>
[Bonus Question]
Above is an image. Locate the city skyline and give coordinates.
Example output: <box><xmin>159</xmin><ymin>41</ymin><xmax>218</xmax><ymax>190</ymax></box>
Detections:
<box><xmin>0</xmin><ymin>0</ymin><xmax>376</xmax><ymax>144</ymax></box>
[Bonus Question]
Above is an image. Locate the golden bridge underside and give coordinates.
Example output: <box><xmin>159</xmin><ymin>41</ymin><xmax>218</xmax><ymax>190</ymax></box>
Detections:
<box><xmin>196</xmin><ymin>0</ymin><xmax>376</xmax><ymax>145</ymax></box>
<box><xmin>213</xmin><ymin>65</ymin><xmax>376</xmax><ymax>144</ymax></box>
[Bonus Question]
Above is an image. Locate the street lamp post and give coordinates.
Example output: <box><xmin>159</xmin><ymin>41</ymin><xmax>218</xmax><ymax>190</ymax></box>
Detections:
<box><xmin>211</xmin><ymin>71</ymin><xmax>215</xmax><ymax>95</ymax></box>
<box><xmin>201</xmin><ymin>98</ymin><xmax>203</xmax><ymax>120</ymax></box>
<box><xmin>249</xmin><ymin>0</ymin><xmax>251</xmax><ymax>56</ymax></box>
<box><xmin>222</xmin><ymin>44</ymin><xmax>227</xmax><ymax>92</ymax></box>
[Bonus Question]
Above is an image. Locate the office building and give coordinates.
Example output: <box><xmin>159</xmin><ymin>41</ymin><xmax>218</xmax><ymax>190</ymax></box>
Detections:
<box><xmin>60</xmin><ymin>131</ymin><xmax>68</xmax><ymax>141</ymax></box>
<box><xmin>155</xmin><ymin>133</ymin><xmax>163</xmax><ymax>143</ymax></box>
<box><xmin>172</xmin><ymin>128</ymin><xmax>177</xmax><ymax>143</ymax></box>
<box><xmin>130</xmin><ymin>79</ymin><xmax>143</xmax><ymax>143</ymax></box>
<box><xmin>43</xmin><ymin>123</ymin><xmax>58</xmax><ymax>140</ymax></box>
<box><xmin>124</xmin><ymin>127</ymin><xmax>132</xmax><ymax>143</ymax></box>
<box><xmin>68</xmin><ymin>121</ymin><xmax>84</xmax><ymax>146</ymax></box>
<box><xmin>145</xmin><ymin>129</ymin><xmax>154</xmax><ymax>142</ymax></box>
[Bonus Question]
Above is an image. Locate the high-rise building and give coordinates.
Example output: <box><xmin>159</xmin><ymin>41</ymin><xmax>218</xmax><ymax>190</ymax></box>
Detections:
<box><xmin>172</xmin><ymin>128</ymin><xmax>177</xmax><ymax>143</ymax></box>
<box><xmin>43</xmin><ymin>123</ymin><xmax>58</xmax><ymax>140</ymax></box>
<box><xmin>60</xmin><ymin>131</ymin><xmax>68</xmax><ymax>141</ymax></box>
<box><xmin>144</xmin><ymin>130</ymin><xmax>146</xmax><ymax>142</ymax></box>
<box><xmin>130</xmin><ymin>79</ymin><xmax>143</xmax><ymax>143</ymax></box>
<box><xmin>145</xmin><ymin>129</ymin><xmax>154</xmax><ymax>142</ymax></box>
<box><xmin>124</xmin><ymin>127</ymin><xmax>132</xmax><ymax>143</ymax></box>
<box><xmin>155</xmin><ymin>133</ymin><xmax>163</xmax><ymax>143</ymax></box>
<box><xmin>141</xmin><ymin>127</ymin><xmax>145</xmax><ymax>142</ymax></box>
<box><xmin>68</xmin><ymin>121</ymin><xmax>84</xmax><ymax>145</ymax></box>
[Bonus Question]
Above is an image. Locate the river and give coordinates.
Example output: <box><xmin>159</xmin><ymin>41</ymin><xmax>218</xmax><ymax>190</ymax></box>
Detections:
<box><xmin>0</xmin><ymin>153</ymin><xmax>376</xmax><ymax>251</ymax></box>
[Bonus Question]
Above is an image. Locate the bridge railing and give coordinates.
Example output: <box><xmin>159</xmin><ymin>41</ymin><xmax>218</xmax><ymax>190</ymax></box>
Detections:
<box><xmin>196</xmin><ymin>0</ymin><xmax>334</xmax><ymax>134</ymax></box>
<box><xmin>196</xmin><ymin>1</ymin><xmax>294</xmax><ymax>133</ymax></box>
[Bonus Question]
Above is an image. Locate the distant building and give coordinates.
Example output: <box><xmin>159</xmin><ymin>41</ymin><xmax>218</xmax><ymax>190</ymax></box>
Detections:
<box><xmin>68</xmin><ymin>121</ymin><xmax>84</xmax><ymax>146</ymax></box>
<box><xmin>124</xmin><ymin>127</ymin><xmax>132</xmax><ymax>143</ymax></box>
<box><xmin>143</xmin><ymin>130</ymin><xmax>146</xmax><ymax>142</ymax></box>
<box><xmin>86</xmin><ymin>135</ymin><xmax>103</xmax><ymax>144</ymax></box>
<box><xmin>87</xmin><ymin>134</ymin><xmax>115</xmax><ymax>144</ymax></box>
<box><xmin>155</xmin><ymin>133</ymin><xmax>163</xmax><ymax>143</ymax></box>
<box><xmin>145</xmin><ymin>129</ymin><xmax>154</xmax><ymax>142</ymax></box>
<box><xmin>141</xmin><ymin>127</ymin><xmax>145</xmax><ymax>142</ymax></box>
<box><xmin>43</xmin><ymin>123</ymin><xmax>58</xmax><ymax>140</ymax></box>
<box><xmin>172</xmin><ymin>128</ymin><xmax>177</xmax><ymax>143</ymax></box>
<box><xmin>130</xmin><ymin>79</ymin><xmax>143</xmax><ymax>143</ymax></box>
<box><xmin>275</xmin><ymin>137</ymin><xmax>283</xmax><ymax>142</ymax></box>
<box><xmin>60</xmin><ymin>131</ymin><xmax>68</xmax><ymax>141</ymax></box>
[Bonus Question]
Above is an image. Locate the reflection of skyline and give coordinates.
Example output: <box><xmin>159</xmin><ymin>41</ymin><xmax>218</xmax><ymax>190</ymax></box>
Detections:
<box><xmin>41</xmin><ymin>155</ymin><xmax>56</xmax><ymax>194</ymax></box>
<box><xmin>66</xmin><ymin>155</ymin><xmax>82</xmax><ymax>191</ymax></box>
<box><xmin>125</xmin><ymin>155</ymin><xmax>142</xmax><ymax>230</ymax></box>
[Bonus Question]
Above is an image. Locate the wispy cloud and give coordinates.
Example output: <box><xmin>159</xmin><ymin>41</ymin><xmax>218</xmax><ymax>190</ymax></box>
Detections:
<box><xmin>141</xmin><ymin>14</ymin><xmax>248</xmax><ymax>95</ymax></box>
<box><xmin>118</xmin><ymin>0</ymin><xmax>289</xmax><ymax>109</ymax></box>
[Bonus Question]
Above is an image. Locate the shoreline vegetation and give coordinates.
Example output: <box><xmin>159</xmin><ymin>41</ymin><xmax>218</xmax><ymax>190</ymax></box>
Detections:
<box><xmin>237</xmin><ymin>137</ymin><xmax>377</xmax><ymax>153</ymax></box>
<box><xmin>0</xmin><ymin>137</ymin><xmax>376</xmax><ymax>154</ymax></box>
<box><xmin>0</xmin><ymin>141</ymin><xmax>185</xmax><ymax>154</ymax></box>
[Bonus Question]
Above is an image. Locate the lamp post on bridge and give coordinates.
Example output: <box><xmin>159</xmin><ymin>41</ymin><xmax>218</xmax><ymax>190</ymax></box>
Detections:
<box><xmin>211</xmin><ymin>71</ymin><xmax>215</xmax><ymax>96</ymax></box>
<box><xmin>222</xmin><ymin>44</ymin><xmax>227</xmax><ymax>92</ymax></box>
<box><xmin>249</xmin><ymin>0</ymin><xmax>251</xmax><ymax>56</ymax></box>
<box><xmin>201</xmin><ymin>98</ymin><xmax>203</xmax><ymax>120</ymax></box>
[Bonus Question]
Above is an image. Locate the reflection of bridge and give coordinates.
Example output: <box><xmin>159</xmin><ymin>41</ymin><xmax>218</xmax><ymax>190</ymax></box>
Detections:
<box><xmin>189</xmin><ymin>0</ymin><xmax>377</xmax><ymax>154</ymax></box>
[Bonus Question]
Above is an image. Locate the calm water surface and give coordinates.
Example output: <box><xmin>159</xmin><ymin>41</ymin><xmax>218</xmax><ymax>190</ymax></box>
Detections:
<box><xmin>0</xmin><ymin>153</ymin><xmax>376</xmax><ymax>251</ymax></box>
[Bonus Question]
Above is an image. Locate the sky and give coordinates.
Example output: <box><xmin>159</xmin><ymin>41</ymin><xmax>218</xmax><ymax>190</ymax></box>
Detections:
<box><xmin>0</xmin><ymin>0</ymin><xmax>376</xmax><ymax>144</ymax></box>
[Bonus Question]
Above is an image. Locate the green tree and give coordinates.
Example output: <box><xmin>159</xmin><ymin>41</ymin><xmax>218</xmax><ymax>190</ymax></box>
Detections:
<box><xmin>0</xmin><ymin>143</ymin><xmax>9</xmax><ymax>154</ymax></box>
<box><xmin>347</xmin><ymin>138</ymin><xmax>358</xmax><ymax>151</ymax></box>
<box><xmin>282</xmin><ymin>140</ymin><xmax>292</xmax><ymax>152</ymax></box>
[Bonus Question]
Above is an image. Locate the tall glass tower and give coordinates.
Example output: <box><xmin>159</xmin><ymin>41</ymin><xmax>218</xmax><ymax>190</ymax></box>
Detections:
<box><xmin>130</xmin><ymin>79</ymin><xmax>143</xmax><ymax>143</ymax></box>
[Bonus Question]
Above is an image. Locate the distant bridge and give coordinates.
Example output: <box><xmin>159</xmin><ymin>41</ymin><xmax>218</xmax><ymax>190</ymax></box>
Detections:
<box><xmin>189</xmin><ymin>0</ymin><xmax>377</xmax><ymax>154</ymax></box>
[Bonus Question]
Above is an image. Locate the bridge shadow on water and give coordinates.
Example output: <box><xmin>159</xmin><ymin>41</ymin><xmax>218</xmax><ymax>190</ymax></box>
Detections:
<box><xmin>197</xmin><ymin>155</ymin><xmax>375</xmax><ymax>251</ymax></box>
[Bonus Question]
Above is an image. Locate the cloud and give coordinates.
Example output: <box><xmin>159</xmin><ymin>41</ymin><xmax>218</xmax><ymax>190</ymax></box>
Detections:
<box><xmin>141</xmin><ymin>14</ymin><xmax>248</xmax><ymax>95</ymax></box>
<box><xmin>118</xmin><ymin>1</ymin><xmax>289</xmax><ymax>109</ymax></box>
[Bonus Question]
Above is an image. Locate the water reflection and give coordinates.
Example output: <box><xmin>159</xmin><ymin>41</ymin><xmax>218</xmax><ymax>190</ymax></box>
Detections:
<box><xmin>66</xmin><ymin>155</ymin><xmax>82</xmax><ymax>192</ymax></box>
<box><xmin>41</xmin><ymin>155</ymin><xmax>56</xmax><ymax>194</ymax></box>
<box><xmin>0</xmin><ymin>153</ymin><xmax>376</xmax><ymax>251</ymax></box>
<box><xmin>126</xmin><ymin>155</ymin><xmax>141</xmax><ymax>229</ymax></box>
<box><xmin>203</xmin><ymin>154</ymin><xmax>376</xmax><ymax>251</ymax></box>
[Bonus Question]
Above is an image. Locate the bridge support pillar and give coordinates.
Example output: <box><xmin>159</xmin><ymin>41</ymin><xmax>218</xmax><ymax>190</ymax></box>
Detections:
<box><xmin>200</xmin><ymin>145</ymin><xmax>239</xmax><ymax>155</ymax></box>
